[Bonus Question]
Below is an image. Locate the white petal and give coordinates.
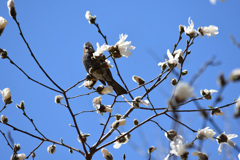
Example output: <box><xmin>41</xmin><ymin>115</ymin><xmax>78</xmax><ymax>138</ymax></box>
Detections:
<box><xmin>113</xmin><ymin>142</ymin><xmax>122</xmax><ymax>149</ymax></box>
<box><xmin>218</xmin><ymin>143</ymin><xmax>223</xmax><ymax>154</ymax></box>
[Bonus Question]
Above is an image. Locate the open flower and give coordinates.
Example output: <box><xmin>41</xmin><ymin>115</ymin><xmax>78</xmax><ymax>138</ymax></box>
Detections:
<box><xmin>170</xmin><ymin>135</ymin><xmax>189</xmax><ymax>159</ymax></box>
<box><xmin>173</xmin><ymin>82</ymin><xmax>194</xmax><ymax>105</ymax></box>
<box><xmin>183</xmin><ymin>17</ymin><xmax>198</xmax><ymax>38</ymax></box>
<box><xmin>200</xmin><ymin>89</ymin><xmax>217</xmax><ymax>100</ymax></box>
<box><xmin>133</xmin><ymin>96</ymin><xmax>150</xmax><ymax>108</ymax></box>
<box><xmin>93</xmin><ymin>43</ymin><xmax>109</xmax><ymax>58</ymax></box>
<box><xmin>165</xmin><ymin>49</ymin><xmax>181</xmax><ymax>69</ymax></box>
<box><xmin>0</xmin><ymin>17</ymin><xmax>8</xmax><ymax>36</ymax></box>
<box><xmin>0</xmin><ymin>88</ymin><xmax>12</xmax><ymax>104</ymax></box>
<box><xmin>96</xmin><ymin>85</ymin><xmax>113</xmax><ymax>95</ymax></box>
<box><xmin>113</xmin><ymin>133</ymin><xmax>131</xmax><ymax>149</ymax></box>
<box><xmin>210</xmin><ymin>107</ymin><xmax>224</xmax><ymax>117</ymax></box>
<box><xmin>101</xmin><ymin>148</ymin><xmax>113</xmax><ymax>160</ymax></box>
<box><xmin>216</xmin><ymin>132</ymin><xmax>238</xmax><ymax>154</ymax></box>
<box><xmin>114</xmin><ymin>34</ymin><xmax>135</xmax><ymax>58</ymax></box>
<box><xmin>196</xmin><ymin>127</ymin><xmax>216</xmax><ymax>141</ymax></box>
<box><xmin>198</xmin><ymin>25</ymin><xmax>219</xmax><ymax>37</ymax></box>
<box><xmin>111</xmin><ymin>119</ymin><xmax>126</xmax><ymax>129</ymax></box>
<box><xmin>85</xmin><ymin>11</ymin><xmax>96</xmax><ymax>24</ymax></box>
<box><xmin>192</xmin><ymin>151</ymin><xmax>208</xmax><ymax>160</ymax></box>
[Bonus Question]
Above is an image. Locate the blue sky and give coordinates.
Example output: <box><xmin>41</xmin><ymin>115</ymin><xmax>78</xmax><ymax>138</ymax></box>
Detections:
<box><xmin>1</xmin><ymin>0</ymin><xmax>240</xmax><ymax>159</ymax></box>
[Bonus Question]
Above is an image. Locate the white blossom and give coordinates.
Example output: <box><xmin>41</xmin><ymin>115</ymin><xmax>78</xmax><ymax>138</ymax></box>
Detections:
<box><xmin>170</xmin><ymin>135</ymin><xmax>189</xmax><ymax>159</ymax></box>
<box><xmin>163</xmin><ymin>154</ymin><xmax>170</xmax><ymax>160</ymax></box>
<box><xmin>93</xmin><ymin>96</ymin><xmax>102</xmax><ymax>105</ymax></box>
<box><xmin>183</xmin><ymin>17</ymin><xmax>198</xmax><ymax>37</ymax></box>
<box><xmin>197</xmin><ymin>127</ymin><xmax>216</xmax><ymax>141</ymax></box>
<box><xmin>115</xmin><ymin>34</ymin><xmax>135</xmax><ymax>57</ymax></box>
<box><xmin>11</xmin><ymin>153</ymin><xmax>25</xmax><ymax>160</ymax></box>
<box><xmin>112</xmin><ymin>119</ymin><xmax>126</xmax><ymax>129</ymax></box>
<box><xmin>173</xmin><ymin>82</ymin><xmax>194</xmax><ymax>103</ymax></box>
<box><xmin>113</xmin><ymin>133</ymin><xmax>130</xmax><ymax>149</ymax></box>
<box><xmin>101</xmin><ymin>148</ymin><xmax>113</xmax><ymax>160</ymax></box>
<box><xmin>133</xmin><ymin>96</ymin><xmax>150</xmax><ymax>108</ymax></box>
<box><xmin>101</xmin><ymin>86</ymin><xmax>113</xmax><ymax>95</ymax></box>
<box><xmin>210</xmin><ymin>0</ymin><xmax>216</xmax><ymax>5</ymax></box>
<box><xmin>199</xmin><ymin>25</ymin><xmax>219</xmax><ymax>37</ymax></box>
<box><xmin>192</xmin><ymin>151</ymin><xmax>208</xmax><ymax>160</ymax></box>
<box><xmin>165</xmin><ymin>49</ymin><xmax>181</xmax><ymax>69</ymax></box>
<box><xmin>0</xmin><ymin>88</ymin><xmax>12</xmax><ymax>104</ymax></box>
<box><xmin>200</xmin><ymin>89</ymin><xmax>217</xmax><ymax>100</ymax></box>
<box><xmin>216</xmin><ymin>132</ymin><xmax>238</xmax><ymax>154</ymax></box>
<box><xmin>7</xmin><ymin>0</ymin><xmax>15</xmax><ymax>9</ymax></box>
<box><xmin>210</xmin><ymin>107</ymin><xmax>224</xmax><ymax>117</ymax></box>
<box><xmin>85</xmin><ymin>11</ymin><xmax>96</xmax><ymax>24</ymax></box>
<box><xmin>93</xmin><ymin>43</ymin><xmax>109</xmax><ymax>58</ymax></box>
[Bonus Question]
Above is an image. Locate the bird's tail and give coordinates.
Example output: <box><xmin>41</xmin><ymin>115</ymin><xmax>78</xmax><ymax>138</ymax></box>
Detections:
<box><xmin>107</xmin><ymin>79</ymin><xmax>127</xmax><ymax>95</ymax></box>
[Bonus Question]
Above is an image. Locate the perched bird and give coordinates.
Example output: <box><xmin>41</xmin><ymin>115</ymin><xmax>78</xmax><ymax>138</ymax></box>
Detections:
<box><xmin>82</xmin><ymin>42</ymin><xmax>127</xmax><ymax>95</ymax></box>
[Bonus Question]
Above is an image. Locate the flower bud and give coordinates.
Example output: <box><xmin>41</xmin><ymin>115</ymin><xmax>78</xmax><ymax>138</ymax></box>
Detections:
<box><xmin>16</xmin><ymin>101</ymin><xmax>25</xmax><ymax>110</ymax></box>
<box><xmin>179</xmin><ymin>25</ymin><xmax>185</xmax><ymax>34</ymax></box>
<box><xmin>69</xmin><ymin>149</ymin><xmax>73</xmax><ymax>154</ymax></box>
<box><xmin>133</xmin><ymin>119</ymin><xmax>139</xmax><ymax>126</ymax></box>
<box><xmin>200</xmin><ymin>89</ymin><xmax>217</xmax><ymax>100</ymax></box>
<box><xmin>186</xmin><ymin>50</ymin><xmax>191</xmax><ymax>55</ymax></box>
<box><xmin>1</xmin><ymin>115</ymin><xmax>8</xmax><ymax>124</ymax></box>
<box><xmin>112</xmin><ymin>119</ymin><xmax>126</xmax><ymax>129</ymax></box>
<box><xmin>114</xmin><ymin>114</ymin><xmax>122</xmax><ymax>120</ymax></box>
<box><xmin>165</xmin><ymin>129</ymin><xmax>177</xmax><ymax>141</ymax></box>
<box><xmin>85</xmin><ymin>11</ymin><xmax>96</xmax><ymax>24</ymax></box>
<box><xmin>0</xmin><ymin>49</ymin><xmax>8</xmax><ymax>59</ymax></box>
<box><xmin>31</xmin><ymin>152</ymin><xmax>36</xmax><ymax>158</ymax></box>
<box><xmin>0</xmin><ymin>88</ymin><xmax>12</xmax><ymax>104</ymax></box>
<box><xmin>0</xmin><ymin>17</ymin><xmax>8</xmax><ymax>36</ymax></box>
<box><xmin>148</xmin><ymin>146</ymin><xmax>157</xmax><ymax>154</ymax></box>
<box><xmin>171</xmin><ymin>78</ymin><xmax>177</xmax><ymax>86</ymax></box>
<box><xmin>7</xmin><ymin>0</ymin><xmax>17</xmax><ymax>20</ymax></box>
<box><xmin>47</xmin><ymin>144</ymin><xmax>56</xmax><ymax>154</ymax></box>
<box><xmin>14</xmin><ymin>144</ymin><xmax>21</xmax><ymax>152</ymax></box>
<box><xmin>55</xmin><ymin>95</ymin><xmax>63</xmax><ymax>104</ymax></box>
<box><xmin>132</xmin><ymin>75</ymin><xmax>145</xmax><ymax>86</ymax></box>
<box><xmin>217</xmin><ymin>73</ymin><xmax>227</xmax><ymax>87</ymax></box>
<box><xmin>181</xmin><ymin>70</ymin><xmax>188</xmax><ymax>76</ymax></box>
<box><xmin>229</xmin><ymin>68</ymin><xmax>240</xmax><ymax>82</ymax></box>
<box><xmin>101</xmin><ymin>148</ymin><xmax>113</xmax><ymax>160</ymax></box>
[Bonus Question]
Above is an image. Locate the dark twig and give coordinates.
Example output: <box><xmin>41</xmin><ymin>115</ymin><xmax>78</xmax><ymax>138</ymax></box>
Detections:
<box><xmin>65</xmin><ymin>78</ymin><xmax>87</xmax><ymax>92</ymax></box>
<box><xmin>0</xmin><ymin>130</ymin><xmax>13</xmax><ymax>150</ymax></box>
<box><xmin>14</xmin><ymin>19</ymin><xmax>64</xmax><ymax>92</ymax></box>
<box><xmin>164</xmin><ymin>113</ymin><xmax>197</xmax><ymax>132</ymax></box>
<box><xmin>22</xmin><ymin>111</ymin><xmax>47</xmax><ymax>139</ymax></box>
<box><xmin>26</xmin><ymin>140</ymin><xmax>44</xmax><ymax>159</ymax></box>
<box><xmin>0</xmin><ymin>104</ymin><xmax>7</xmax><ymax>113</ymax></box>
<box><xmin>68</xmin><ymin>91</ymin><xmax>96</xmax><ymax>99</ymax></box>
<box><xmin>6</xmin><ymin>57</ymin><xmax>61</xmax><ymax>93</ymax></box>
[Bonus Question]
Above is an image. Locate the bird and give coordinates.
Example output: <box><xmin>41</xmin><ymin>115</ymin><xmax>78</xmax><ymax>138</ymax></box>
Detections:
<box><xmin>82</xmin><ymin>42</ymin><xmax>127</xmax><ymax>95</ymax></box>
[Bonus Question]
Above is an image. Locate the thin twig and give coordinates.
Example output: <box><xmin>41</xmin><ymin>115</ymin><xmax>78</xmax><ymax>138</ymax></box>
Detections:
<box><xmin>14</xmin><ymin>19</ymin><xmax>64</xmax><ymax>92</ymax></box>
<box><xmin>6</xmin><ymin>57</ymin><xmax>61</xmax><ymax>93</ymax></box>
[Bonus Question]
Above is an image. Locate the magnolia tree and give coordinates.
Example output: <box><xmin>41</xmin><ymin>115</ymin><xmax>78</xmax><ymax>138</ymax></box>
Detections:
<box><xmin>0</xmin><ymin>0</ymin><xmax>240</xmax><ymax>160</ymax></box>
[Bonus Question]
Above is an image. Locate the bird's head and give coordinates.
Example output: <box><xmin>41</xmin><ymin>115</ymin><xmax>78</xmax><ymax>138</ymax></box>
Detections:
<box><xmin>84</xmin><ymin>42</ymin><xmax>95</xmax><ymax>54</ymax></box>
